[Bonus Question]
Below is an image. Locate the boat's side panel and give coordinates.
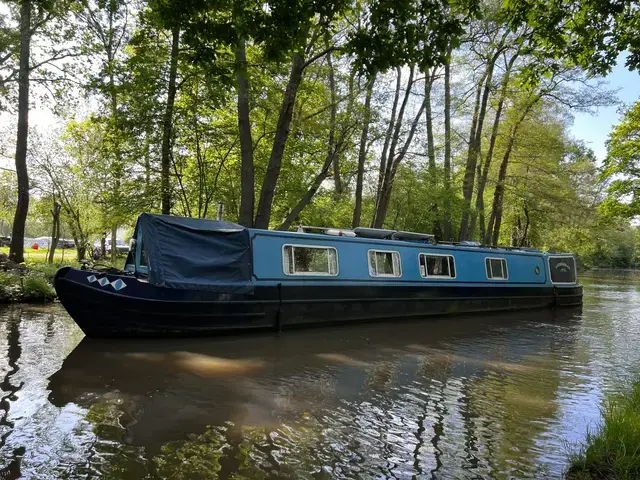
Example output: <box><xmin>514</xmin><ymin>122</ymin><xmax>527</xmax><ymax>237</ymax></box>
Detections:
<box><xmin>277</xmin><ymin>283</ymin><xmax>556</xmax><ymax>327</ymax></box>
<box><xmin>250</xmin><ymin>231</ymin><xmax>548</xmax><ymax>285</ymax></box>
<box><xmin>55</xmin><ymin>267</ymin><xmax>279</xmax><ymax>337</ymax></box>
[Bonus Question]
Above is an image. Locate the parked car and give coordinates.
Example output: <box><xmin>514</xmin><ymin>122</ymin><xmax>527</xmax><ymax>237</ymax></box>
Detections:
<box><xmin>57</xmin><ymin>238</ymin><xmax>76</xmax><ymax>249</ymax></box>
<box><xmin>0</xmin><ymin>236</ymin><xmax>10</xmax><ymax>247</ymax></box>
<box><xmin>105</xmin><ymin>239</ymin><xmax>130</xmax><ymax>255</ymax></box>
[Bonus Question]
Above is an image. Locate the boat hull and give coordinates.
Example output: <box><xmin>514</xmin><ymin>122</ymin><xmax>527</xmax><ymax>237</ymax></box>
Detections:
<box><xmin>55</xmin><ymin>267</ymin><xmax>583</xmax><ymax>338</ymax></box>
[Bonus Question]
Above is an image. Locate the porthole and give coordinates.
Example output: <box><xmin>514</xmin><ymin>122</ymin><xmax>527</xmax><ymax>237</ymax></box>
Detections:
<box><xmin>534</xmin><ymin>266</ymin><xmax>540</xmax><ymax>275</ymax></box>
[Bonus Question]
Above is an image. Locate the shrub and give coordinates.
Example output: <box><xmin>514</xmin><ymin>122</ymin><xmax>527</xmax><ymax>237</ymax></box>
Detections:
<box><xmin>22</xmin><ymin>273</ymin><xmax>55</xmax><ymax>302</ymax></box>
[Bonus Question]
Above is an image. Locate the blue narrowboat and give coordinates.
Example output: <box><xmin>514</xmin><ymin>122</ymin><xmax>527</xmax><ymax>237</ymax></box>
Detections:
<box><xmin>54</xmin><ymin>213</ymin><xmax>583</xmax><ymax>337</ymax></box>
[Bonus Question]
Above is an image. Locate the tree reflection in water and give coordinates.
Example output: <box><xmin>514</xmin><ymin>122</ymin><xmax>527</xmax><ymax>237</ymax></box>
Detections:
<box><xmin>0</xmin><ymin>301</ymin><xmax>600</xmax><ymax>479</ymax></box>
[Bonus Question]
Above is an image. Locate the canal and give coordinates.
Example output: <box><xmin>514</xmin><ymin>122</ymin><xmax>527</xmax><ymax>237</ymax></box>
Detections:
<box><xmin>0</xmin><ymin>272</ymin><xmax>636</xmax><ymax>479</ymax></box>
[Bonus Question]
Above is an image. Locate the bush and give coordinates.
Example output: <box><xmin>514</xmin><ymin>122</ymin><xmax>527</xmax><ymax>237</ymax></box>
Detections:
<box><xmin>0</xmin><ymin>269</ymin><xmax>55</xmax><ymax>303</ymax></box>
<box><xmin>566</xmin><ymin>381</ymin><xmax>640</xmax><ymax>480</ymax></box>
<box><xmin>22</xmin><ymin>273</ymin><xmax>55</xmax><ymax>301</ymax></box>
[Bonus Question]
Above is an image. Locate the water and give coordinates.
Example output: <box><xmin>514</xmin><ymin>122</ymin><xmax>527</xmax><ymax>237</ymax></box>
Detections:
<box><xmin>0</xmin><ymin>273</ymin><xmax>638</xmax><ymax>479</ymax></box>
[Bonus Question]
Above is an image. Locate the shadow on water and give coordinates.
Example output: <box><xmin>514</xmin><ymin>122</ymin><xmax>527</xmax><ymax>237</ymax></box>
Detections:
<box><xmin>43</xmin><ymin>307</ymin><xmax>583</xmax><ymax>479</ymax></box>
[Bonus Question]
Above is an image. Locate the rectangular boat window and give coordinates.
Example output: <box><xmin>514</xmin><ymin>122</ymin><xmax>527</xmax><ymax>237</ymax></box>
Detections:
<box><xmin>485</xmin><ymin>257</ymin><xmax>508</xmax><ymax>280</ymax></box>
<box><xmin>548</xmin><ymin>256</ymin><xmax>576</xmax><ymax>284</ymax></box>
<box><xmin>368</xmin><ymin>250</ymin><xmax>402</xmax><ymax>277</ymax></box>
<box><xmin>420</xmin><ymin>254</ymin><xmax>456</xmax><ymax>278</ymax></box>
<box><xmin>283</xmin><ymin>245</ymin><xmax>338</xmax><ymax>276</ymax></box>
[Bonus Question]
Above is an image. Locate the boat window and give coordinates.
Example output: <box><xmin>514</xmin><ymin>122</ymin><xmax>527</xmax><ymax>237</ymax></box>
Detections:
<box><xmin>485</xmin><ymin>258</ymin><xmax>508</xmax><ymax>280</ymax></box>
<box><xmin>283</xmin><ymin>245</ymin><xmax>338</xmax><ymax>276</ymax></box>
<box><xmin>368</xmin><ymin>250</ymin><xmax>402</xmax><ymax>277</ymax></box>
<box><xmin>548</xmin><ymin>256</ymin><xmax>576</xmax><ymax>283</ymax></box>
<box><xmin>420</xmin><ymin>254</ymin><xmax>456</xmax><ymax>278</ymax></box>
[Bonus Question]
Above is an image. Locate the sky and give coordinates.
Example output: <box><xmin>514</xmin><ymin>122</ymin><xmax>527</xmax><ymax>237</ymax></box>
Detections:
<box><xmin>570</xmin><ymin>53</ymin><xmax>640</xmax><ymax>162</ymax></box>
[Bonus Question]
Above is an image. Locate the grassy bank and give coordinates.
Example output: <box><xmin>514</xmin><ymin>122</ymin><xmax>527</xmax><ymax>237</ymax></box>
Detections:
<box><xmin>1</xmin><ymin>246</ymin><xmax>123</xmax><ymax>304</ymax></box>
<box><xmin>566</xmin><ymin>381</ymin><xmax>640</xmax><ymax>480</ymax></box>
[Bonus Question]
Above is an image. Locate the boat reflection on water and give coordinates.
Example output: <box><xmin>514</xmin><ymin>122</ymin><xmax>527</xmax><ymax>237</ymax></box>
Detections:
<box><xmin>47</xmin><ymin>307</ymin><xmax>582</xmax><ymax>478</ymax></box>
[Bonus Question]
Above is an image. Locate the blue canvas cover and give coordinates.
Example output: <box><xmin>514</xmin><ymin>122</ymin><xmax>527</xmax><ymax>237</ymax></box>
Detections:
<box><xmin>136</xmin><ymin>213</ymin><xmax>253</xmax><ymax>293</ymax></box>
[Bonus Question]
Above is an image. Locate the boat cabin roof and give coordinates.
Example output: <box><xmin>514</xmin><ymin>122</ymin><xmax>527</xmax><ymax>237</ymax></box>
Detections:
<box><xmin>258</xmin><ymin>224</ymin><xmax>561</xmax><ymax>256</ymax></box>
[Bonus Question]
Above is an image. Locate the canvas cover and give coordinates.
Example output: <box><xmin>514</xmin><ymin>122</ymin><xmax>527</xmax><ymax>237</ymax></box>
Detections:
<box><xmin>136</xmin><ymin>213</ymin><xmax>253</xmax><ymax>293</ymax></box>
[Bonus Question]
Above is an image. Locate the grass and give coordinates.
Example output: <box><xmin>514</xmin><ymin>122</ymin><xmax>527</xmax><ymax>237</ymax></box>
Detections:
<box><xmin>566</xmin><ymin>381</ymin><xmax>640</xmax><ymax>480</ymax></box>
<box><xmin>0</xmin><ymin>246</ymin><xmax>125</xmax><ymax>304</ymax></box>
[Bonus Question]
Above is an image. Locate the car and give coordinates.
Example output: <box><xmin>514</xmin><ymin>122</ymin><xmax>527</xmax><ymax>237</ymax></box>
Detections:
<box><xmin>57</xmin><ymin>238</ymin><xmax>76</xmax><ymax>249</ymax></box>
<box><xmin>105</xmin><ymin>239</ymin><xmax>130</xmax><ymax>255</ymax></box>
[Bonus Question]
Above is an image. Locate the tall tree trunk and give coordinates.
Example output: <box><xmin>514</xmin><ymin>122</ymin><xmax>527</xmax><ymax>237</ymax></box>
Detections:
<box><xmin>352</xmin><ymin>72</ymin><xmax>376</xmax><ymax>228</ymax></box>
<box><xmin>373</xmin><ymin>66</ymin><xmax>416</xmax><ymax>228</ymax></box>
<box><xmin>278</xmin><ymin>158</ymin><xmax>333</xmax><ymax>231</ymax></box>
<box><xmin>254</xmin><ymin>52</ymin><xmax>305</xmax><ymax>229</ymax></box>
<box><xmin>459</xmin><ymin>59</ymin><xmax>496</xmax><ymax>241</ymax></box>
<box><xmin>372</xmin><ymin>67</ymin><xmax>402</xmax><ymax>226</ymax></box>
<box><xmin>47</xmin><ymin>200</ymin><xmax>60</xmax><ymax>264</ymax></box>
<box><xmin>470</xmin><ymin>52</ymin><xmax>518</xmax><ymax>241</ymax></box>
<box><xmin>160</xmin><ymin>25</ymin><xmax>180</xmax><ymax>215</ymax></box>
<box><xmin>372</xmin><ymin>97</ymin><xmax>427</xmax><ymax>228</ymax></box>
<box><xmin>424</xmin><ymin>68</ymin><xmax>442</xmax><ymax>238</ymax></box>
<box><xmin>9</xmin><ymin>0</ymin><xmax>31</xmax><ymax>264</ymax></box>
<box><xmin>442</xmin><ymin>51</ymin><xmax>452</xmax><ymax>241</ymax></box>
<box><xmin>485</xmin><ymin>97</ymin><xmax>539</xmax><ymax>245</ymax></box>
<box><xmin>326</xmin><ymin>47</ymin><xmax>341</xmax><ymax>196</ymax></box>
<box><xmin>279</xmin><ymin>46</ymin><xmax>341</xmax><ymax>230</ymax></box>
<box><xmin>236</xmin><ymin>36</ymin><xmax>254</xmax><ymax>227</ymax></box>
<box><xmin>111</xmin><ymin>225</ymin><xmax>117</xmax><ymax>264</ymax></box>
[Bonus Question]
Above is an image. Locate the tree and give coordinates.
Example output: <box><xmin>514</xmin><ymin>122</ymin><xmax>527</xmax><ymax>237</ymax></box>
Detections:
<box><xmin>8</xmin><ymin>0</ymin><xmax>31</xmax><ymax>263</ymax></box>
<box><xmin>601</xmin><ymin>101</ymin><xmax>640</xmax><ymax>218</ymax></box>
<box><xmin>5</xmin><ymin>0</ymin><xmax>78</xmax><ymax>262</ymax></box>
<box><xmin>505</xmin><ymin>0</ymin><xmax>640</xmax><ymax>75</ymax></box>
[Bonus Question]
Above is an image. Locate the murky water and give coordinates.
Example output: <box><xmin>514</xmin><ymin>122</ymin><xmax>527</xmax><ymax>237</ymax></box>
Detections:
<box><xmin>0</xmin><ymin>272</ymin><xmax>638</xmax><ymax>479</ymax></box>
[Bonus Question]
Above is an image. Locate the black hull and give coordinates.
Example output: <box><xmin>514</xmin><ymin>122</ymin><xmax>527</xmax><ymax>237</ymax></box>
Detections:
<box><xmin>54</xmin><ymin>267</ymin><xmax>583</xmax><ymax>338</ymax></box>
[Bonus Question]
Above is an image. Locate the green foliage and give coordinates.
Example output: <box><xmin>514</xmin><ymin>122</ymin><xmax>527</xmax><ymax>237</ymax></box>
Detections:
<box><xmin>504</xmin><ymin>0</ymin><xmax>640</xmax><ymax>75</ymax></box>
<box><xmin>0</xmin><ymin>269</ymin><xmax>55</xmax><ymax>303</ymax></box>
<box><xmin>567</xmin><ymin>381</ymin><xmax>640</xmax><ymax>480</ymax></box>
<box><xmin>601</xmin><ymin>102</ymin><xmax>640</xmax><ymax>218</ymax></box>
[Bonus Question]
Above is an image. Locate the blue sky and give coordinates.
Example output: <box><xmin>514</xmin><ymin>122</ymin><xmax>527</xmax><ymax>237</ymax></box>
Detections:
<box><xmin>570</xmin><ymin>53</ymin><xmax>640</xmax><ymax>162</ymax></box>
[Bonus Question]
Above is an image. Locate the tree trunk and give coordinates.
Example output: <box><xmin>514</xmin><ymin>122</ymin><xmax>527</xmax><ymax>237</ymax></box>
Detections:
<box><xmin>459</xmin><ymin>63</ymin><xmax>494</xmax><ymax>241</ymax></box>
<box><xmin>352</xmin><ymin>72</ymin><xmax>376</xmax><ymax>228</ymax></box>
<box><xmin>326</xmin><ymin>48</ymin><xmax>341</xmax><ymax>196</ymax></box>
<box><xmin>372</xmin><ymin>97</ymin><xmax>427</xmax><ymax>228</ymax></box>
<box><xmin>236</xmin><ymin>36</ymin><xmax>254</xmax><ymax>227</ymax></box>
<box><xmin>443</xmin><ymin>51</ymin><xmax>452</xmax><ymax>241</ymax></box>
<box><xmin>111</xmin><ymin>225</ymin><xmax>117</xmax><ymax>264</ymax></box>
<box><xmin>519</xmin><ymin>203</ymin><xmax>530</xmax><ymax>247</ymax></box>
<box><xmin>254</xmin><ymin>52</ymin><xmax>305</xmax><ymax>229</ymax></box>
<box><xmin>373</xmin><ymin>66</ymin><xmax>416</xmax><ymax>228</ymax></box>
<box><xmin>485</xmin><ymin>97</ymin><xmax>540</xmax><ymax>245</ymax></box>
<box><xmin>160</xmin><ymin>25</ymin><xmax>180</xmax><ymax>215</ymax></box>
<box><xmin>9</xmin><ymin>0</ymin><xmax>31</xmax><ymax>264</ymax></box>
<box><xmin>486</xmin><ymin>126</ymin><xmax>517</xmax><ymax>246</ymax></box>
<box><xmin>278</xmin><ymin>159</ymin><xmax>333</xmax><ymax>231</ymax></box>
<box><xmin>424</xmin><ymin>68</ymin><xmax>441</xmax><ymax>238</ymax></box>
<box><xmin>47</xmin><ymin>201</ymin><xmax>60</xmax><ymax>264</ymax></box>
<box><xmin>469</xmin><ymin>53</ymin><xmax>518</xmax><ymax>241</ymax></box>
<box><xmin>372</xmin><ymin>67</ymin><xmax>402</xmax><ymax>226</ymax></box>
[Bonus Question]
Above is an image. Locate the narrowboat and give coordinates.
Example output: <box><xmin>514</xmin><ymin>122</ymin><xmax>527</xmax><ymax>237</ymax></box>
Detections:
<box><xmin>54</xmin><ymin>213</ymin><xmax>583</xmax><ymax>337</ymax></box>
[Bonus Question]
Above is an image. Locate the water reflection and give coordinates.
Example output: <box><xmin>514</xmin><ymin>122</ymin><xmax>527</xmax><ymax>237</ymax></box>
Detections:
<box><xmin>0</xmin><ymin>276</ymin><xmax>639</xmax><ymax>478</ymax></box>
<box><xmin>42</xmin><ymin>308</ymin><xmax>580</xmax><ymax>479</ymax></box>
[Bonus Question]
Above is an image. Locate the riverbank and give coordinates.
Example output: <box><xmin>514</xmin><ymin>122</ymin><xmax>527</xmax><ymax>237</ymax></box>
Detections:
<box><xmin>566</xmin><ymin>381</ymin><xmax>640</xmax><ymax>480</ymax></box>
<box><xmin>0</xmin><ymin>260</ymin><xmax>58</xmax><ymax>303</ymax></box>
<box><xmin>0</xmin><ymin>247</ymin><xmax>128</xmax><ymax>303</ymax></box>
